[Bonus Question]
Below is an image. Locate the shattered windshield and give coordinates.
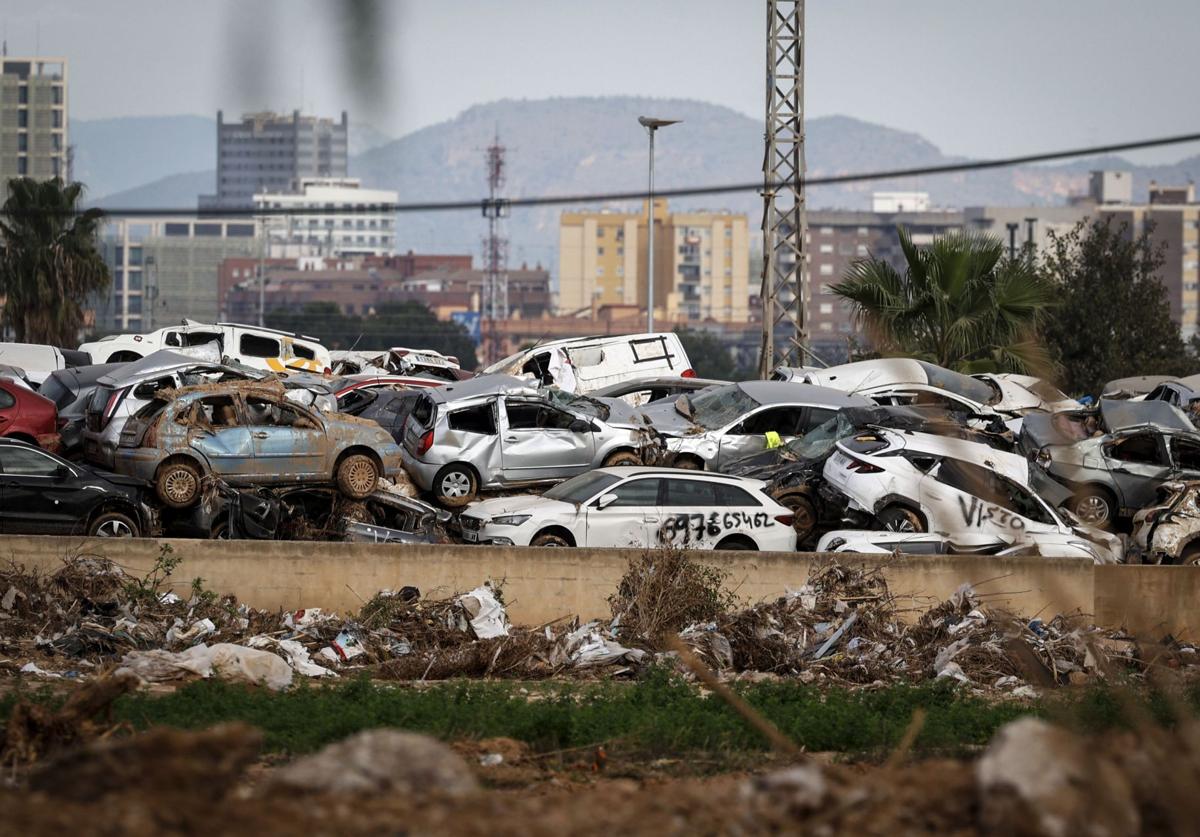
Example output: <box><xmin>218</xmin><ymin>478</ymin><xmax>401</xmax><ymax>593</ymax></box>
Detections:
<box><xmin>544</xmin><ymin>388</ymin><xmax>610</xmax><ymax>420</ymax></box>
<box><xmin>785</xmin><ymin>413</ymin><xmax>853</xmax><ymax>459</ymax></box>
<box><xmin>917</xmin><ymin>362</ymin><xmax>997</xmax><ymax>405</ymax></box>
<box><xmin>1025</xmin><ymin>379</ymin><xmax>1071</xmax><ymax>404</ymax></box>
<box><xmin>679</xmin><ymin>384</ymin><xmax>761</xmax><ymax>430</ymax></box>
<box><xmin>543</xmin><ymin>470</ymin><xmax>621</xmax><ymax>504</ymax></box>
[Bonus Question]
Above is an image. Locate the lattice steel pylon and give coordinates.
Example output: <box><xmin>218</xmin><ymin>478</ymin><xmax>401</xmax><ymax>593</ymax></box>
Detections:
<box><xmin>481</xmin><ymin>131</ymin><xmax>509</xmax><ymax>364</ymax></box>
<box><xmin>758</xmin><ymin>0</ymin><xmax>807</xmax><ymax>378</ymax></box>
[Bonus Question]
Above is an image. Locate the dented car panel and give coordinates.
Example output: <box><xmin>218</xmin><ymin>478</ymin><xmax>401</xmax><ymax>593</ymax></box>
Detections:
<box><xmin>1131</xmin><ymin>481</ymin><xmax>1200</xmax><ymax>564</ymax></box>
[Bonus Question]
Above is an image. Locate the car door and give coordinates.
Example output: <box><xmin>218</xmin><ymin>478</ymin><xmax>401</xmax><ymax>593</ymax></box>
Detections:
<box><xmin>715</xmin><ymin>405</ymin><xmax>818</xmax><ymax>468</ymax></box>
<box><xmin>1168</xmin><ymin>435</ymin><xmax>1200</xmax><ymax>481</ymax></box>
<box><xmin>583</xmin><ymin>476</ymin><xmax>664</xmax><ymax>548</ymax></box>
<box><xmin>185</xmin><ymin>395</ymin><xmax>258</xmax><ymax>479</ymax></box>
<box><xmin>0</xmin><ymin>446</ymin><xmax>88</xmax><ymax>534</ymax></box>
<box><xmin>245</xmin><ymin>394</ymin><xmax>326</xmax><ymax>478</ymax></box>
<box><xmin>499</xmin><ymin>397</ymin><xmax>595</xmax><ymax>481</ymax></box>
<box><xmin>658</xmin><ymin>477</ymin><xmax>724</xmax><ymax>548</ymax></box>
<box><xmin>1103</xmin><ymin>432</ymin><xmax>1172</xmax><ymax>512</ymax></box>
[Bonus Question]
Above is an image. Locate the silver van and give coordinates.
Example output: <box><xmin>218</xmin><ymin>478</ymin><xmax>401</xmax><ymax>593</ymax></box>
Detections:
<box><xmin>400</xmin><ymin>375</ymin><xmax>656</xmax><ymax>507</ymax></box>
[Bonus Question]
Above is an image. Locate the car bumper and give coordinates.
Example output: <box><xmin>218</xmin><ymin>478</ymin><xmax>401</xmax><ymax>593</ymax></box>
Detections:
<box><xmin>113</xmin><ymin>448</ymin><xmax>162</xmax><ymax>482</ymax></box>
<box><xmin>398</xmin><ymin>447</ymin><xmax>440</xmax><ymax>491</ymax></box>
<box><xmin>458</xmin><ymin>514</ymin><xmax>534</xmax><ymax>546</ymax></box>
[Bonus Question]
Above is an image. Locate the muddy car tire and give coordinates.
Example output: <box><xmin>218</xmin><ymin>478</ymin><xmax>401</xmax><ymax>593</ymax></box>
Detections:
<box><xmin>156</xmin><ymin>460</ymin><xmax>202</xmax><ymax>509</ymax></box>
<box><xmin>1179</xmin><ymin>542</ymin><xmax>1200</xmax><ymax>566</ymax></box>
<box><xmin>88</xmin><ymin>511</ymin><xmax>140</xmax><ymax>538</ymax></box>
<box><xmin>1070</xmin><ymin>488</ymin><xmax>1115</xmax><ymax>530</ymax></box>
<box><xmin>774</xmin><ymin>491</ymin><xmax>817</xmax><ymax>543</ymax></box>
<box><xmin>531</xmin><ymin>532</ymin><xmax>571</xmax><ymax>547</ymax></box>
<box><xmin>673</xmin><ymin>455</ymin><xmax>703</xmax><ymax>470</ymax></box>
<box><xmin>878</xmin><ymin>505</ymin><xmax>925</xmax><ymax>533</ymax></box>
<box><xmin>433</xmin><ymin>464</ymin><xmax>477</xmax><ymax>508</ymax></box>
<box><xmin>336</xmin><ymin>454</ymin><xmax>380</xmax><ymax>499</ymax></box>
<box><xmin>716</xmin><ymin>535</ymin><xmax>757</xmax><ymax>551</ymax></box>
<box><xmin>602</xmin><ymin>450</ymin><xmax>642</xmax><ymax>468</ymax></box>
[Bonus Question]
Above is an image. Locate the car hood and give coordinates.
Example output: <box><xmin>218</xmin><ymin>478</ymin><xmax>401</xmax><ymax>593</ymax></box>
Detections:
<box><xmin>85</xmin><ymin>468</ymin><xmax>150</xmax><ymax>490</ymax></box>
<box><xmin>464</xmin><ymin>494</ymin><xmax>574</xmax><ymax>518</ymax></box>
<box><xmin>1020</xmin><ymin>410</ymin><xmax>1086</xmax><ymax>450</ymax></box>
<box><xmin>593</xmin><ymin>397</ymin><xmax>643</xmax><ymax>428</ymax></box>
<box><xmin>637</xmin><ymin>399</ymin><xmax>702</xmax><ymax>436</ymax></box>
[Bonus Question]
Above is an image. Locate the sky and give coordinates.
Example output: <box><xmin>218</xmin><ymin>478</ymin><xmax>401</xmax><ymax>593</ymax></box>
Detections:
<box><xmin>4</xmin><ymin>0</ymin><xmax>1199</xmax><ymax>163</ymax></box>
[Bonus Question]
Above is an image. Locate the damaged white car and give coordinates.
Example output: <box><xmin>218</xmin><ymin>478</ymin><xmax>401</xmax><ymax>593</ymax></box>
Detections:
<box><xmin>458</xmin><ymin>467</ymin><xmax>797</xmax><ymax>552</ymax></box>
<box><xmin>1131</xmin><ymin>481</ymin><xmax>1200</xmax><ymax>564</ymax></box>
<box><xmin>815</xmin><ymin>529</ymin><xmax>1120</xmax><ymax>564</ymax></box>
<box><xmin>821</xmin><ymin>428</ymin><xmax>1122</xmax><ymax>562</ymax></box>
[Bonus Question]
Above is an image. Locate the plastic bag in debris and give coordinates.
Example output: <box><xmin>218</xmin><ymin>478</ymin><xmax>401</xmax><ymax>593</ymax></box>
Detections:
<box><xmin>247</xmin><ymin>636</ymin><xmax>335</xmax><ymax>678</ymax></box>
<box><xmin>680</xmin><ymin>622</ymin><xmax>734</xmax><ymax>670</ymax></box>
<box><xmin>116</xmin><ymin>643</ymin><xmax>294</xmax><ymax>691</ymax></box>
<box><xmin>19</xmin><ymin>662</ymin><xmax>61</xmax><ymax>679</ymax></box>
<box><xmin>166</xmin><ymin>617</ymin><xmax>216</xmax><ymax>645</ymax></box>
<box><xmin>557</xmin><ymin>622</ymin><xmax>647</xmax><ymax>668</ymax></box>
<box><xmin>785</xmin><ymin>586</ymin><xmax>818</xmax><ymax>612</ymax></box>
<box><xmin>947</xmin><ymin>609</ymin><xmax>988</xmax><ymax>635</ymax></box>
<box><xmin>283</xmin><ymin>608</ymin><xmax>333</xmax><ymax>631</ymax></box>
<box><xmin>2</xmin><ymin>585</ymin><xmax>23</xmax><ymax>610</ymax></box>
<box><xmin>950</xmin><ymin>583</ymin><xmax>979</xmax><ymax>610</ymax></box>
<box><xmin>457</xmin><ymin>586</ymin><xmax>509</xmax><ymax>639</ymax></box>
<box><xmin>934</xmin><ymin>637</ymin><xmax>972</xmax><ymax>680</ymax></box>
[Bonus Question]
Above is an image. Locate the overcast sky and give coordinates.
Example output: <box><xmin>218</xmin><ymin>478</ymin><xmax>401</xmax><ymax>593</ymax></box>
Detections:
<box><xmin>6</xmin><ymin>0</ymin><xmax>1199</xmax><ymax>162</ymax></box>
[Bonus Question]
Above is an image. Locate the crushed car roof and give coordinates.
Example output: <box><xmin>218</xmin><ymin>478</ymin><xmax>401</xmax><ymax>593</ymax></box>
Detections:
<box><xmin>736</xmin><ymin>380</ymin><xmax>873</xmax><ymax>407</ymax></box>
<box><xmin>421</xmin><ymin>374</ymin><xmax>536</xmax><ymax>403</ymax></box>
<box><xmin>1100</xmin><ymin>398</ymin><xmax>1195</xmax><ymax>433</ymax></box>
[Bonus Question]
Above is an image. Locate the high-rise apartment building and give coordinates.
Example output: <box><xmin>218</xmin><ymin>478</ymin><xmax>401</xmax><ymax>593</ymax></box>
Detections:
<box><xmin>0</xmin><ymin>57</ymin><xmax>68</xmax><ymax>197</ymax></box>
<box><xmin>558</xmin><ymin>199</ymin><xmax>750</xmax><ymax>323</ymax></box>
<box><xmin>199</xmin><ymin>110</ymin><xmax>349</xmax><ymax>210</ymax></box>
<box><xmin>254</xmin><ymin>177</ymin><xmax>397</xmax><ymax>256</ymax></box>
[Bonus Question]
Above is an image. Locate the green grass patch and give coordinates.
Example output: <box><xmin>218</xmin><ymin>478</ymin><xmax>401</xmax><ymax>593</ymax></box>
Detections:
<box><xmin>8</xmin><ymin>670</ymin><xmax>1200</xmax><ymax>759</ymax></box>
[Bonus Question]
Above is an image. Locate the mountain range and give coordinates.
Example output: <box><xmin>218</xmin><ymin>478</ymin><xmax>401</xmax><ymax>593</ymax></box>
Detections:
<box><xmin>80</xmin><ymin>97</ymin><xmax>1200</xmax><ymax>266</ymax></box>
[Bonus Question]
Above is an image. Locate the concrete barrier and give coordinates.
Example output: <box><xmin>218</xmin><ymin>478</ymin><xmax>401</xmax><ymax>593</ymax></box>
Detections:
<box><xmin>6</xmin><ymin>534</ymin><xmax>1180</xmax><ymax>636</ymax></box>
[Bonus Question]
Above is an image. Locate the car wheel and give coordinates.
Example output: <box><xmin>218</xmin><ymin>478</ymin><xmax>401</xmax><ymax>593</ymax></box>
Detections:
<box><xmin>1070</xmin><ymin>488</ymin><xmax>1115</xmax><ymax>530</ymax></box>
<box><xmin>531</xmin><ymin>532</ymin><xmax>570</xmax><ymax>547</ymax></box>
<box><xmin>156</xmin><ymin>460</ymin><xmax>202</xmax><ymax>509</ymax></box>
<box><xmin>879</xmin><ymin>505</ymin><xmax>925</xmax><ymax>533</ymax></box>
<box><xmin>673</xmin><ymin>455</ymin><xmax>703</xmax><ymax>471</ymax></box>
<box><xmin>602</xmin><ymin>450</ymin><xmax>642</xmax><ymax>467</ymax></box>
<box><xmin>210</xmin><ymin>519</ymin><xmax>230</xmax><ymax>540</ymax></box>
<box><xmin>774</xmin><ymin>491</ymin><xmax>817</xmax><ymax>543</ymax></box>
<box><xmin>88</xmin><ymin>511</ymin><xmax>139</xmax><ymax>538</ymax></box>
<box><xmin>336</xmin><ymin>453</ymin><xmax>379</xmax><ymax>499</ymax></box>
<box><xmin>434</xmin><ymin>464</ymin><xmax>477</xmax><ymax>508</ymax></box>
<box><xmin>716</xmin><ymin>535</ymin><xmax>757</xmax><ymax>551</ymax></box>
<box><xmin>1179</xmin><ymin>542</ymin><xmax>1200</xmax><ymax>566</ymax></box>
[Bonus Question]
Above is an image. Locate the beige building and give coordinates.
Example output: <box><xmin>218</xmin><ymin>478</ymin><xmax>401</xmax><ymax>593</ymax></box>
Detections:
<box><xmin>558</xmin><ymin>199</ymin><xmax>750</xmax><ymax>323</ymax></box>
<box><xmin>0</xmin><ymin>57</ymin><xmax>68</xmax><ymax>197</ymax></box>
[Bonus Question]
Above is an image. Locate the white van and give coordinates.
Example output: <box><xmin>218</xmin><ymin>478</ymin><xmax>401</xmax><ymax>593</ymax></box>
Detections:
<box><xmin>79</xmin><ymin>321</ymin><xmax>331</xmax><ymax>376</ymax></box>
<box><xmin>483</xmin><ymin>333</ymin><xmax>694</xmax><ymax>394</ymax></box>
<box><xmin>0</xmin><ymin>343</ymin><xmax>70</xmax><ymax>386</ymax></box>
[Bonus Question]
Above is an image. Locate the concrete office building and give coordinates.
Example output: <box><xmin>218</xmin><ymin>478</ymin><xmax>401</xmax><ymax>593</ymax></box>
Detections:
<box><xmin>254</xmin><ymin>177</ymin><xmax>398</xmax><ymax>256</ymax></box>
<box><xmin>96</xmin><ymin>218</ymin><xmax>259</xmax><ymax>334</ymax></box>
<box><xmin>962</xmin><ymin>205</ymin><xmax>1092</xmax><ymax>257</ymax></box>
<box><xmin>0</xmin><ymin>57</ymin><xmax>67</xmax><ymax>198</ymax></box>
<box><xmin>559</xmin><ymin>199</ymin><xmax>750</xmax><ymax>323</ymax></box>
<box><xmin>199</xmin><ymin>110</ymin><xmax>349</xmax><ymax>210</ymax></box>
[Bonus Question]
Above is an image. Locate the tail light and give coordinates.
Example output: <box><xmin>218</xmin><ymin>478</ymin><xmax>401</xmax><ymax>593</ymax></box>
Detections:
<box><xmin>101</xmin><ymin>388</ymin><xmax>128</xmax><ymax>430</ymax></box>
<box><xmin>844</xmin><ymin>456</ymin><xmax>883</xmax><ymax>474</ymax></box>
<box><xmin>774</xmin><ymin>514</ymin><xmax>795</xmax><ymax>526</ymax></box>
<box><xmin>681</xmin><ymin>368</ymin><xmax>696</xmax><ymax>378</ymax></box>
<box><xmin>323</xmin><ymin>367</ymin><xmax>332</xmax><ymax>376</ymax></box>
<box><xmin>416</xmin><ymin>429</ymin><xmax>434</xmax><ymax>456</ymax></box>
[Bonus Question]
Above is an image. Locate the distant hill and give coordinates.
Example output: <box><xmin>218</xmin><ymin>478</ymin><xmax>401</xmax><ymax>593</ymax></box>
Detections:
<box><xmin>72</xmin><ymin>98</ymin><xmax>1200</xmax><ymax>264</ymax></box>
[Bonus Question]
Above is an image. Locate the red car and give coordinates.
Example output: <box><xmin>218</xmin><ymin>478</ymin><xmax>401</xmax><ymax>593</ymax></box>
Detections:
<box><xmin>0</xmin><ymin>377</ymin><xmax>61</xmax><ymax>452</ymax></box>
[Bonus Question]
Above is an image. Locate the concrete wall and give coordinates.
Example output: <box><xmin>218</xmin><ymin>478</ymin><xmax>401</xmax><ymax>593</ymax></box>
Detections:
<box><xmin>0</xmin><ymin>534</ymin><xmax>1190</xmax><ymax>639</ymax></box>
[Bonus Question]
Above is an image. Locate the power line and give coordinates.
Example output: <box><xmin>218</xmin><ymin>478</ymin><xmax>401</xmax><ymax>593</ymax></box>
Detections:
<box><xmin>10</xmin><ymin>130</ymin><xmax>1200</xmax><ymax>219</ymax></box>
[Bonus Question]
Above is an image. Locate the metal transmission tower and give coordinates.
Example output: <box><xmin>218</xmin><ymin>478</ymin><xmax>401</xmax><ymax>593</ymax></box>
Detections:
<box><xmin>481</xmin><ymin>132</ymin><xmax>510</xmax><ymax>364</ymax></box>
<box><xmin>758</xmin><ymin>0</ymin><xmax>808</xmax><ymax>378</ymax></box>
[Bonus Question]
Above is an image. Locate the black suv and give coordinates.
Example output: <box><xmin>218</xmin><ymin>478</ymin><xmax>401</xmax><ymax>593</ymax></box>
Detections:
<box><xmin>0</xmin><ymin>438</ymin><xmax>149</xmax><ymax>537</ymax></box>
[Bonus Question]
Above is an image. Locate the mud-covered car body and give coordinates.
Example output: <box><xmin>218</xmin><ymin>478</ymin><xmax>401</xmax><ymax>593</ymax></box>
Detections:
<box><xmin>400</xmin><ymin>375</ymin><xmax>655</xmax><ymax>505</ymax></box>
<box><xmin>459</xmin><ymin>467</ymin><xmax>797</xmax><ymax>552</ymax></box>
<box><xmin>638</xmin><ymin>381</ymin><xmax>871</xmax><ymax>471</ymax></box>
<box><xmin>1020</xmin><ymin>399</ymin><xmax>1200</xmax><ymax>527</ymax></box>
<box><xmin>115</xmin><ymin>381</ymin><xmax>403</xmax><ymax>498</ymax></box>
<box><xmin>817</xmin><ymin>528</ymin><xmax>1121</xmax><ymax>564</ymax></box>
<box><xmin>1131</xmin><ymin>481</ymin><xmax>1200</xmax><ymax>564</ymax></box>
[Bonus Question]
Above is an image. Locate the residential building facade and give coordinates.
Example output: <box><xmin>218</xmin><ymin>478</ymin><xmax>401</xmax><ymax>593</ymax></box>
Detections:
<box><xmin>253</xmin><ymin>177</ymin><xmax>398</xmax><ymax>256</ymax></box>
<box><xmin>199</xmin><ymin>110</ymin><xmax>349</xmax><ymax>210</ymax></box>
<box><xmin>0</xmin><ymin>57</ymin><xmax>67</xmax><ymax>197</ymax></box>
<box><xmin>558</xmin><ymin>199</ymin><xmax>750</xmax><ymax>323</ymax></box>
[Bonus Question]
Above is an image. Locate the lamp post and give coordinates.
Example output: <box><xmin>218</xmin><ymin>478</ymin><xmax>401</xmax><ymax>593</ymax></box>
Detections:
<box><xmin>637</xmin><ymin>116</ymin><xmax>680</xmax><ymax>333</ymax></box>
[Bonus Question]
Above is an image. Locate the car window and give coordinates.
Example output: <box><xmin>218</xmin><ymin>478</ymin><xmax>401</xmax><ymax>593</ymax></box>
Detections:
<box><xmin>164</xmin><ymin>331</ymin><xmax>181</xmax><ymax>347</ymax></box>
<box><xmin>807</xmin><ymin>407</ymin><xmax>838</xmax><ymax>429</ymax></box>
<box><xmin>1171</xmin><ymin>437</ymin><xmax>1200</xmax><ymax>471</ymax></box>
<box><xmin>448</xmin><ymin>404</ymin><xmax>496</xmax><ymax>435</ymax></box>
<box><xmin>133</xmin><ymin>376</ymin><xmax>172</xmax><ymax>400</ymax></box>
<box><xmin>244</xmin><ymin>396</ymin><xmax>317</xmax><ymax>429</ymax></box>
<box><xmin>909</xmin><ymin>390</ymin><xmax>970</xmax><ymax>412</ymax></box>
<box><xmin>0</xmin><ymin>388</ymin><xmax>14</xmax><ymax>410</ymax></box>
<box><xmin>543</xmin><ymin>470</ymin><xmax>621</xmax><ymax>503</ymax></box>
<box><xmin>409</xmin><ymin>395</ymin><xmax>434</xmax><ymax>428</ymax></box>
<box><xmin>240</xmin><ymin>334</ymin><xmax>281</xmax><ymax>358</ymax></box>
<box><xmin>337</xmin><ymin>389</ymin><xmax>377</xmax><ymax>415</ymax></box>
<box><xmin>1106</xmin><ymin>434</ymin><xmax>1167</xmax><ymax>466</ymax></box>
<box><xmin>290</xmin><ymin>342</ymin><xmax>317</xmax><ymax>360</ymax></box>
<box><xmin>663</xmin><ymin>479</ymin><xmax>717</xmax><ymax>506</ymax></box>
<box><xmin>607</xmin><ymin>478</ymin><xmax>663</xmax><ymax>507</ymax></box>
<box><xmin>0</xmin><ymin>446</ymin><xmax>62</xmax><ymax>476</ymax></box>
<box><xmin>505</xmin><ymin>400</ymin><xmax>541</xmax><ymax>430</ymax></box>
<box><xmin>714</xmin><ymin>483</ymin><xmax>759</xmax><ymax>507</ymax></box>
<box><xmin>184</xmin><ymin>330</ymin><xmax>222</xmax><ymax>347</ymax></box>
<box><xmin>684</xmin><ymin>384</ymin><xmax>761</xmax><ymax>430</ymax></box>
<box><xmin>186</xmin><ymin>395</ymin><xmax>240</xmax><ymax>428</ymax></box>
<box><xmin>737</xmin><ymin>406</ymin><xmax>807</xmax><ymax>436</ymax></box>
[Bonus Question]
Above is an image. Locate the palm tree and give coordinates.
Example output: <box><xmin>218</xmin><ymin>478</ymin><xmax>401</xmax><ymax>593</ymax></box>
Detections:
<box><xmin>830</xmin><ymin>228</ymin><xmax>1057</xmax><ymax>374</ymax></box>
<box><xmin>0</xmin><ymin>178</ymin><xmax>110</xmax><ymax>346</ymax></box>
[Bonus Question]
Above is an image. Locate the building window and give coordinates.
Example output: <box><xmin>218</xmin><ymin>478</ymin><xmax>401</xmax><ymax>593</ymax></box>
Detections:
<box><xmin>819</xmin><ymin>303</ymin><xmax>833</xmax><ymax>314</ymax></box>
<box><xmin>820</xmin><ymin>226</ymin><xmax>834</xmax><ymax>235</ymax></box>
<box><xmin>857</xmin><ymin>227</ymin><xmax>869</xmax><ymax>236</ymax></box>
<box><xmin>596</xmin><ymin>227</ymin><xmax>604</xmax><ymax>237</ymax></box>
<box><xmin>819</xmin><ymin>322</ymin><xmax>833</xmax><ymax>332</ymax></box>
<box><xmin>819</xmin><ymin>243</ymin><xmax>833</xmax><ymax>254</ymax></box>
<box><xmin>17</xmin><ymin>134</ymin><xmax>26</xmax><ymax>152</ymax></box>
<box><xmin>16</xmin><ymin>158</ymin><xmax>26</xmax><ymax>175</ymax></box>
<box><xmin>17</xmin><ymin>110</ymin><xmax>27</xmax><ymax>128</ymax></box>
<box><xmin>597</xmin><ymin>247</ymin><xmax>604</xmax><ymax>256</ymax></box>
<box><xmin>819</xmin><ymin>264</ymin><xmax>834</xmax><ymax>276</ymax></box>
<box><xmin>856</xmin><ymin>244</ymin><xmax>869</xmax><ymax>256</ymax></box>
<box><xmin>596</xmin><ymin>266</ymin><xmax>605</xmax><ymax>277</ymax></box>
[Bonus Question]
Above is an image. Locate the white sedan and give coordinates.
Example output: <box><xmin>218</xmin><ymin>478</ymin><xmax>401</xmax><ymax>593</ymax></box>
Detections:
<box><xmin>816</xmin><ymin>530</ymin><xmax>1121</xmax><ymax>564</ymax></box>
<box><xmin>458</xmin><ymin>467</ymin><xmax>798</xmax><ymax>552</ymax></box>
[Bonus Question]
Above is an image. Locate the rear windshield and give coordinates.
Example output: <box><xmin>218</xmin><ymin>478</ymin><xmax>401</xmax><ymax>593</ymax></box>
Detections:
<box><xmin>133</xmin><ymin>398</ymin><xmax>169</xmax><ymax>421</ymax></box>
<box><xmin>409</xmin><ymin>394</ymin><xmax>435</xmax><ymax>428</ymax></box>
<box><xmin>1025</xmin><ymin>379</ymin><xmax>1070</xmax><ymax>404</ymax></box>
<box><xmin>38</xmin><ymin>376</ymin><xmax>74</xmax><ymax>409</ymax></box>
<box><xmin>916</xmin><ymin>362</ymin><xmax>996</xmax><ymax>405</ymax></box>
<box><xmin>89</xmin><ymin>385</ymin><xmax>116</xmax><ymax>413</ymax></box>
<box><xmin>544</xmin><ymin>471</ymin><xmax>621</xmax><ymax>504</ymax></box>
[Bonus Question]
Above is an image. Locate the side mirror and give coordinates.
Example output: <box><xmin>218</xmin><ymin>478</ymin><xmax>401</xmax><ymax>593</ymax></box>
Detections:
<box><xmin>595</xmin><ymin>493</ymin><xmax>618</xmax><ymax>510</ymax></box>
<box><xmin>53</xmin><ymin>465</ymin><xmax>71</xmax><ymax>481</ymax></box>
<box><xmin>568</xmin><ymin>419</ymin><xmax>592</xmax><ymax>433</ymax></box>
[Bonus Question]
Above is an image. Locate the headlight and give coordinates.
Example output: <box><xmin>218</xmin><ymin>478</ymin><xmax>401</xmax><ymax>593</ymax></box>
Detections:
<box><xmin>491</xmin><ymin>514</ymin><xmax>532</xmax><ymax>526</ymax></box>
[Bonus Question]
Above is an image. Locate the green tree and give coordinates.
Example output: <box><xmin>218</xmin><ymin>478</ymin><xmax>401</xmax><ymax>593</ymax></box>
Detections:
<box><xmin>266</xmin><ymin>302</ymin><xmax>363</xmax><ymax>348</ymax></box>
<box><xmin>830</xmin><ymin>228</ymin><xmax>1057</xmax><ymax>374</ymax></box>
<box><xmin>1041</xmin><ymin>217</ymin><xmax>1198</xmax><ymax>398</ymax></box>
<box><xmin>674</xmin><ymin>328</ymin><xmax>755</xmax><ymax>380</ymax></box>
<box><xmin>0</xmin><ymin>178</ymin><xmax>110</xmax><ymax>345</ymax></box>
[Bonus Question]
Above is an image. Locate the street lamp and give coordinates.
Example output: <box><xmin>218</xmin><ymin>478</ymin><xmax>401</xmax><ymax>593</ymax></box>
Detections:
<box><xmin>638</xmin><ymin>116</ymin><xmax>680</xmax><ymax>333</ymax></box>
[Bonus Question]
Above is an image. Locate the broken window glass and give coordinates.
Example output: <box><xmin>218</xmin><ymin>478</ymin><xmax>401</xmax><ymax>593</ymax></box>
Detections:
<box><xmin>1171</xmin><ymin>437</ymin><xmax>1200</xmax><ymax>471</ymax></box>
<box><xmin>240</xmin><ymin>334</ymin><xmax>281</xmax><ymax>358</ymax></box>
<box><xmin>448</xmin><ymin>404</ymin><xmax>496</xmax><ymax>435</ymax></box>
<box><xmin>1107</xmin><ymin>435</ymin><xmax>1166</xmax><ymax>466</ymax></box>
